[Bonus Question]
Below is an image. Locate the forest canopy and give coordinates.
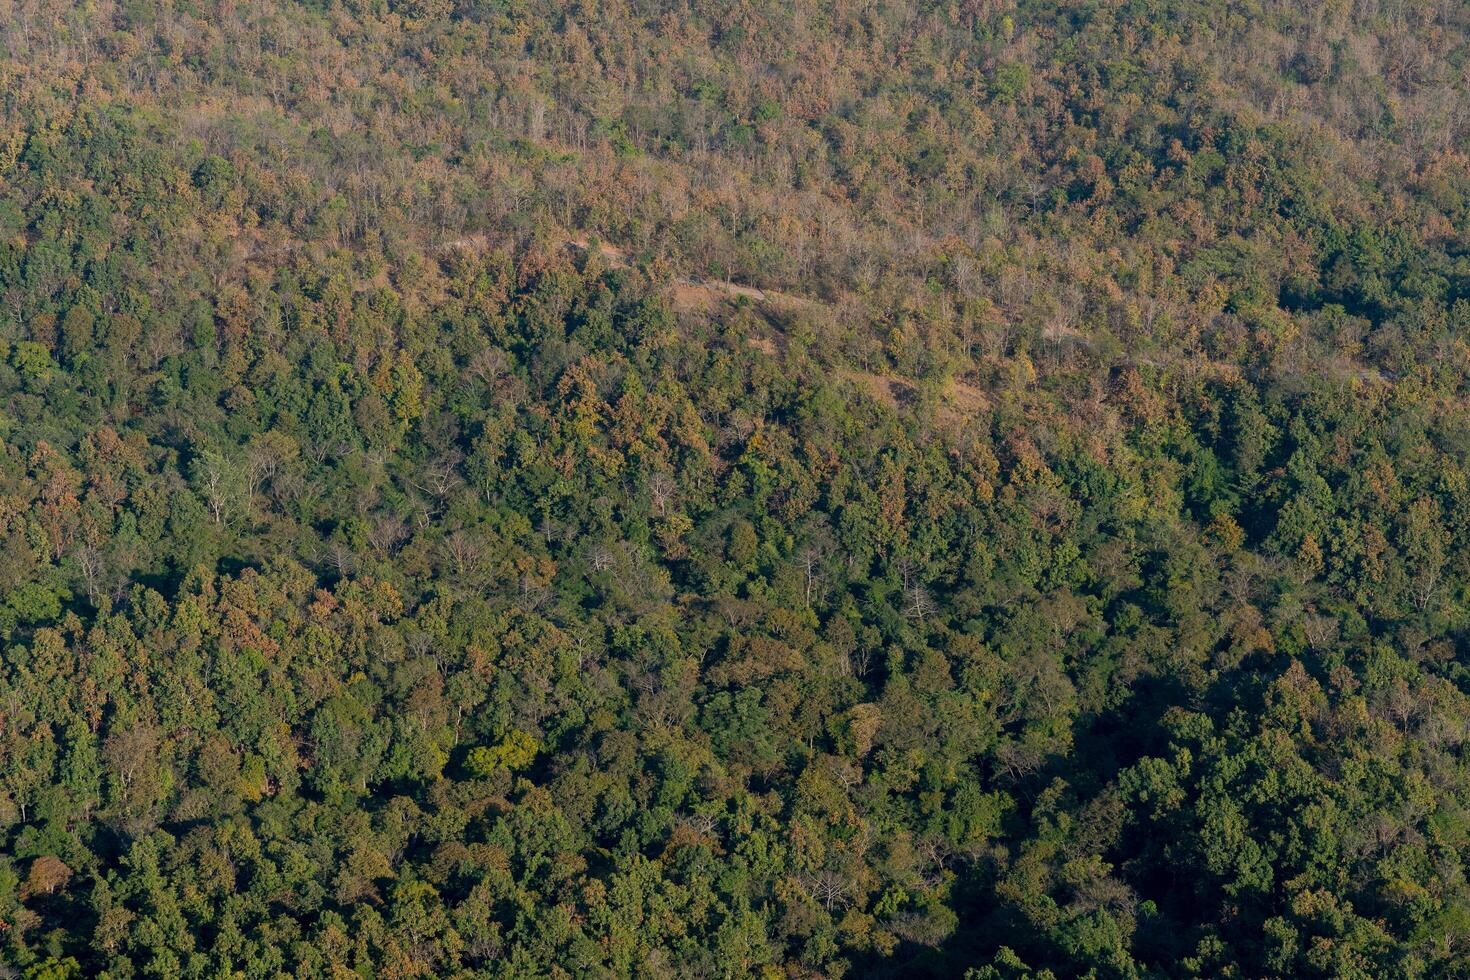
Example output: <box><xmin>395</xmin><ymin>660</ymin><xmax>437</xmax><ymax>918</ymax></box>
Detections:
<box><xmin>3</xmin><ymin>0</ymin><xmax>1470</xmax><ymax>976</ymax></box>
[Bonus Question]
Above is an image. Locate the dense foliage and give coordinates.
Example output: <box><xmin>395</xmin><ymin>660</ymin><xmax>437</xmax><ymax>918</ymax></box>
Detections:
<box><xmin>4</xmin><ymin>0</ymin><xmax>1470</xmax><ymax>976</ymax></box>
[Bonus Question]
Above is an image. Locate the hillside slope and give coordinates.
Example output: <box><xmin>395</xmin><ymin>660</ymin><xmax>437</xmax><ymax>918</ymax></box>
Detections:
<box><xmin>2</xmin><ymin>1</ymin><xmax>1470</xmax><ymax>977</ymax></box>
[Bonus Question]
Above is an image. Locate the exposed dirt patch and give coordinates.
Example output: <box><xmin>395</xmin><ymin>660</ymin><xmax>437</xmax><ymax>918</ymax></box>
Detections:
<box><xmin>670</xmin><ymin>280</ymin><xmax>719</xmax><ymax>312</ymax></box>
<box><xmin>562</xmin><ymin>238</ymin><xmax>819</xmax><ymax>315</ymax></box>
<box><xmin>505</xmin><ymin>236</ymin><xmax>992</xmax><ymax>422</ymax></box>
<box><xmin>441</xmin><ymin>232</ymin><xmax>492</xmax><ymax>253</ymax></box>
<box><xmin>944</xmin><ymin>379</ymin><xmax>989</xmax><ymax>418</ymax></box>
<box><xmin>565</xmin><ymin>237</ymin><xmax>630</xmax><ymax>265</ymax></box>
<box><xmin>837</xmin><ymin>370</ymin><xmax>991</xmax><ymax>424</ymax></box>
<box><xmin>839</xmin><ymin>370</ymin><xmax>913</xmax><ymax>409</ymax></box>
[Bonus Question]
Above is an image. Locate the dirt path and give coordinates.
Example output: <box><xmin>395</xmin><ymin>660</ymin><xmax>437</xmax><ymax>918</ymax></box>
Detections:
<box><xmin>449</xmin><ymin>233</ymin><xmax>990</xmax><ymax>420</ymax></box>
<box><xmin>563</xmin><ymin>237</ymin><xmax>816</xmax><ymax>314</ymax></box>
<box><xmin>564</xmin><ymin>238</ymin><xmax>990</xmax><ymax>417</ymax></box>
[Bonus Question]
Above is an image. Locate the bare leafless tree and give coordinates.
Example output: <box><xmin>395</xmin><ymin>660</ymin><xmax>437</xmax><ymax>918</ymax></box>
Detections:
<box><xmin>413</xmin><ymin>452</ymin><xmax>463</xmax><ymax>514</ymax></box>
<box><xmin>905</xmin><ymin>581</ymin><xmax>936</xmax><ymax>622</ymax></box>
<box><xmin>324</xmin><ymin>541</ymin><xmax>357</xmax><ymax>580</ymax></box>
<box><xmin>797</xmin><ymin>545</ymin><xmax>829</xmax><ymax>606</ymax></box>
<box><xmin>443</xmin><ymin>530</ymin><xmax>485</xmax><ymax>580</ymax></box>
<box><xmin>648</xmin><ymin>471</ymin><xmax>677</xmax><ymax>517</ymax></box>
<box><xmin>75</xmin><ymin>543</ymin><xmax>105</xmax><ymax>604</ymax></box>
<box><xmin>368</xmin><ymin>516</ymin><xmax>409</xmax><ymax>555</ymax></box>
<box><xmin>589</xmin><ymin>542</ymin><xmax>617</xmax><ymax>573</ymax></box>
<box><xmin>800</xmin><ymin>870</ymin><xmax>853</xmax><ymax>912</ymax></box>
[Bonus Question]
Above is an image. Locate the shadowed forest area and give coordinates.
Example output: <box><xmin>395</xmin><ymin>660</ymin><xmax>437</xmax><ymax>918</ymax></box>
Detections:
<box><xmin>4</xmin><ymin>0</ymin><xmax>1470</xmax><ymax>976</ymax></box>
